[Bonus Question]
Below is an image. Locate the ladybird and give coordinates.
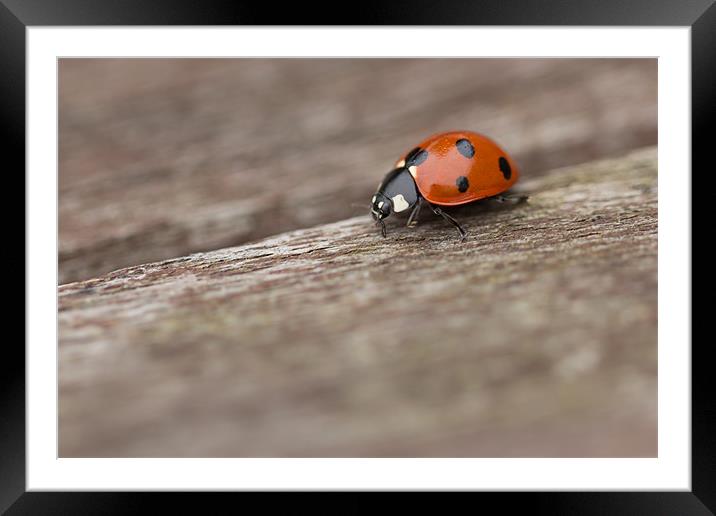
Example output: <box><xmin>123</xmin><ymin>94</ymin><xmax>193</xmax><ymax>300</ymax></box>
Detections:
<box><xmin>370</xmin><ymin>130</ymin><xmax>526</xmax><ymax>240</ymax></box>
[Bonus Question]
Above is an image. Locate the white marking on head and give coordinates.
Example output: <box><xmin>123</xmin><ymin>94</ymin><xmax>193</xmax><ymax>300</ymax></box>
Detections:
<box><xmin>408</xmin><ymin>166</ymin><xmax>418</xmax><ymax>177</ymax></box>
<box><xmin>396</xmin><ymin>159</ymin><xmax>406</xmax><ymax>168</ymax></box>
<box><xmin>391</xmin><ymin>194</ymin><xmax>410</xmax><ymax>213</ymax></box>
<box><xmin>378</xmin><ymin>201</ymin><xmax>385</xmax><ymax>209</ymax></box>
<box><xmin>372</xmin><ymin>195</ymin><xmax>377</xmax><ymax>203</ymax></box>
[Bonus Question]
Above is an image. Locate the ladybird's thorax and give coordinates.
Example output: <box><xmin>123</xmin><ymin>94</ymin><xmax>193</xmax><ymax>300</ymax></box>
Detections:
<box><xmin>374</xmin><ymin>167</ymin><xmax>420</xmax><ymax>216</ymax></box>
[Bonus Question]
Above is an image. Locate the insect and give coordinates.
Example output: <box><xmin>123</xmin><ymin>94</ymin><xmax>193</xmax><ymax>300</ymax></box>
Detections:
<box><xmin>370</xmin><ymin>130</ymin><xmax>527</xmax><ymax>240</ymax></box>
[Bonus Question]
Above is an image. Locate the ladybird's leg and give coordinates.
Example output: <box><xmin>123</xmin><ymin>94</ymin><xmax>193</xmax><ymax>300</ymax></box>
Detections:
<box><xmin>376</xmin><ymin>218</ymin><xmax>387</xmax><ymax>238</ymax></box>
<box><xmin>492</xmin><ymin>193</ymin><xmax>529</xmax><ymax>204</ymax></box>
<box><xmin>430</xmin><ymin>204</ymin><xmax>467</xmax><ymax>242</ymax></box>
<box><xmin>406</xmin><ymin>198</ymin><xmax>422</xmax><ymax>228</ymax></box>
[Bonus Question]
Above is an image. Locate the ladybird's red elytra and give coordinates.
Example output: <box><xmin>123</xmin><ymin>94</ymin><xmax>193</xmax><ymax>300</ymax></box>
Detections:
<box><xmin>370</xmin><ymin>130</ymin><xmax>525</xmax><ymax>241</ymax></box>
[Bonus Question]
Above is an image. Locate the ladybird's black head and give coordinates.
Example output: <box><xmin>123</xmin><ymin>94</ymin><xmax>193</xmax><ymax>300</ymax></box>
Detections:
<box><xmin>370</xmin><ymin>192</ymin><xmax>391</xmax><ymax>237</ymax></box>
<box><xmin>371</xmin><ymin>193</ymin><xmax>392</xmax><ymax>221</ymax></box>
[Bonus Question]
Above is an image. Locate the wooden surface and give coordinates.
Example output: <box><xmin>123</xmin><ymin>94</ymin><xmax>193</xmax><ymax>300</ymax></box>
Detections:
<box><xmin>59</xmin><ymin>58</ymin><xmax>657</xmax><ymax>284</ymax></box>
<box><xmin>59</xmin><ymin>147</ymin><xmax>657</xmax><ymax>457</ymax></box>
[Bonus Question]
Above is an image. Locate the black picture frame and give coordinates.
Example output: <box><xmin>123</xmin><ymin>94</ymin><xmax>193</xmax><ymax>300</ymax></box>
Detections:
<box><xmin>5</xmin><ymin>0</ymin><xmax>712</xmax><ymax>513</ymax></box>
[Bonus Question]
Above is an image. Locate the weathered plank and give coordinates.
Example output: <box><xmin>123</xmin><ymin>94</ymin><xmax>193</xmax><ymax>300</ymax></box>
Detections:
<box><xmin>59</xmin><ymin>147</ymin><xmax>657</xmax><ymax>457</ymax></box>
<box><xmin>59</xmin><ymin>58</ymin><xmax>657</xmax><ymax>283</ymax></box>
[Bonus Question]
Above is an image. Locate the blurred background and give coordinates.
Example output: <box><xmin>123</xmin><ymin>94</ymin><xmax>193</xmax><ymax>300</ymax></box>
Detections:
<box><xmin>59</xmin><ymin>58</ymin><xmax>657</xmax><ymax>284</ymax></box>
<box><xmin>59</xmin><ymin>59</ymin><xmax>658</xmax><ymax>458</ymax></box>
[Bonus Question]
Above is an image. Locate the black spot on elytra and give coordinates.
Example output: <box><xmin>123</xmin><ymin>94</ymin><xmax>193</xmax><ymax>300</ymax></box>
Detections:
<box><xmin>405</xmin><ymin>147</ymin><xmax>420</xmax><ymax>161</ymax></box>
<box><xmin>405</xmin><ymin>147</ymin><xmax>428</xmax><ymax>167</ymax></box>
<box><xmin>456</xmin><ymin>176</ymin><xmax>469</xmax><ymax>193</ymax></box>
<box><xmin>499</xmin><ymin>156</ymin><xmax>512</xmax><ymax>179</ymax></box>
<box><xmin>455</xmin><ymin>139</ymin><xmax>475</xmax><ymax>158</ymax></box>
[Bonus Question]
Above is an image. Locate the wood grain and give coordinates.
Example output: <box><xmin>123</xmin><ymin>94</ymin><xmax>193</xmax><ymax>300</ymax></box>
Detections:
<box><xmin>59</xmin><ymin>58</ymin><xmax>657</xmax><ymax>284</ymax></box>
<box><xmin>59</xmin><ymin>147</ymin><xmax>657</xmax><ymax>457</ymax></box>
